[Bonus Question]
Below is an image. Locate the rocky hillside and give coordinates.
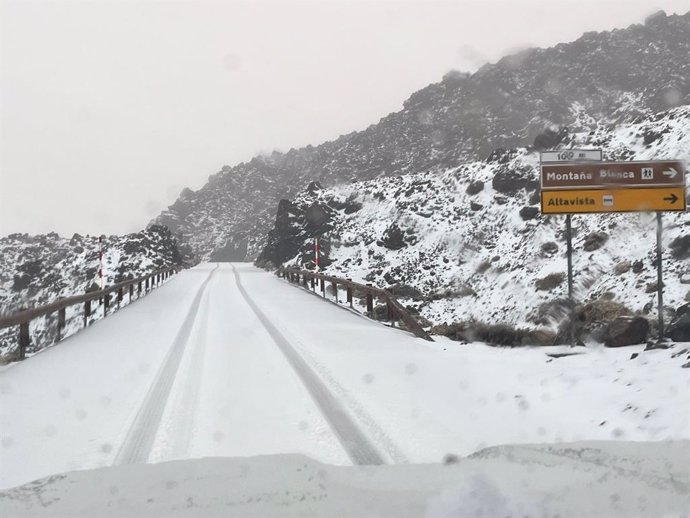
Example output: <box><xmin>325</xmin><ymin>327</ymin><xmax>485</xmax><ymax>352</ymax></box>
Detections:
<box><xmin>155</xmin><ymin>10</ymin><xmax>689</xmax><ymax>262</ymax></box>
<box><xmin>0</xmin><ymin>225</ymin><xmax>183</xmax><ymax>356</ymax></box>
<box><xmin>257</xmin><ymin>105</ymin><xmax>690</xmax><ymax>344</ymax></box>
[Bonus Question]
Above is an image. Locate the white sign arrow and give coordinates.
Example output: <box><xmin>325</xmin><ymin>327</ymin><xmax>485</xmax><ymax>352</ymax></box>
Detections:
<box><xmin>662</xmin><ymin>167</ymin><xmax>678</xmax><ymax>179</ymax></box>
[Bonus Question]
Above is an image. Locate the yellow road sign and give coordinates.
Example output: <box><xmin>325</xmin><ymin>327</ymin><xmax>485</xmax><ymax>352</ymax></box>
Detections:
<box><xmin>541</xmin><ymin>186</ymin><xmax>686</xmax><ymax>214</ymax></box>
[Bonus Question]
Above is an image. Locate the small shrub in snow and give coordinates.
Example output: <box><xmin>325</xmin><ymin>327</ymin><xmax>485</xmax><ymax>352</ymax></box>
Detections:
<box><xmin>540</xmin><ymin>242</ymin><xmax>559</xmax><ymax>255</ymax></box>
<box><xmin>387</xmin><ymin>284</ymin><xmax>424</xmax><ymax>301</ymax></box>
<box><xmin>613</xmin><ymin>261</ymin><xmax>631</xmax><ymax>275</ymax></box>
<box><xmin>535</xmin><ymin>272</ymin><xmax>565</xmax><ymax>291</ymax></box>
<box><xmin>578</xmin><ymin>299</ymin><xmax>631</xmax><ymax>324</ymax></box>
<box><xmin>475</xmin><ymin>260</ymin><xmax>491</xmax><ymax>275</ymax></box>
<box><xmin>582</xmin><ymin>232</ymin><xmax>609</xmax><ymax>251</ymax></box>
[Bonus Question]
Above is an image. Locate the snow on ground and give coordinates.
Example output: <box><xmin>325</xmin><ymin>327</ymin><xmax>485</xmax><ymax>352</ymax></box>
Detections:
<box><xmin>0</xmin><ymin>264</ymin><xmax>688</xmax><ymax>514</ymax></box>
<box><xmin>1</xmin><ymin>441</ymin><xmax>688</xmax><ymax>518</ymax></box>
<box><xmin>241</xmin><ymin>265</ymin><xmax>690</xmax><ymax>462</ymax></box>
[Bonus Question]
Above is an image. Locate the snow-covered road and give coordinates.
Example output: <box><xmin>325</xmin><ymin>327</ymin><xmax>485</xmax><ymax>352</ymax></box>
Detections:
<box><xmin>0</xmin><ymin>263</ymin><xmax>688</xmax><ymax>491</ymax></box>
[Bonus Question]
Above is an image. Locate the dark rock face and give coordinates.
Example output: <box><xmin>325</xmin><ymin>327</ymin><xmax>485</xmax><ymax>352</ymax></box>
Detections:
<box><xmin>153</xmin><ymin>11</ymin><xmax>690</xmax><ymax>260</ymax></box>
<box><xmin>465</xmin><ymin>180</ymin><xmax>484</xmax><ymax>195</ymax></box>
<box><xmin>519</xmin><ymin>206</ymin><xmax>540</xmax><ymax>220</ymax></box>
<box><xmin>492</xmin><ymin>167</ymin><xmax>538</xmax><ymax>195</ymax></box>
<box><xmin>669</xmin><ymin>235</ymin><xmax>690</xmax><ymax>259</ymax></box>
<box><xmin>668</xmin><ymin>303</ymin><xmax>690</xmax><ymax>341</ymax></box>
<box><xmin>604</xmin><ymin>316</ymin><xmax>650</xmax><ymax>347</ymax></box>
<box><xmin>379</xmin><ymin>224</ymin><xmax>407</xmax><ymax>251</ymax></box>
<box><xmin>256</xmin><ymin>187</ymin><xmax>337</xmax><ymax>268</ymax></box>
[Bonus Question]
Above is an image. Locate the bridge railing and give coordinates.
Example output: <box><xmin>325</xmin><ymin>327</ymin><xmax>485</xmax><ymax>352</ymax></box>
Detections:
<box><xmin>0</xmin><ymin>266</ymin><xmax>180</xmax><ymax>361</ymax></box>
<box><xmin>277</xmin><ymin>267</ymin><xmax>433</xmax><ymax>342</ymax></box>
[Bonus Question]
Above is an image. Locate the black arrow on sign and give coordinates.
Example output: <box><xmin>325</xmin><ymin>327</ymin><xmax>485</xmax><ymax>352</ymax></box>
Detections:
<box><xmin>663</xmin><ymin>193</ymin><xmax>679</xmax><ymax>204</ymax></box>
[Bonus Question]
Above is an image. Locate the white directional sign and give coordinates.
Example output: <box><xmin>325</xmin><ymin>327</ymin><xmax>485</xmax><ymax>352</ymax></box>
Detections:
<box><xmin>540</xmin><ymin>149</ymin><xmax>602</xmax><ymax>163</ymax></box>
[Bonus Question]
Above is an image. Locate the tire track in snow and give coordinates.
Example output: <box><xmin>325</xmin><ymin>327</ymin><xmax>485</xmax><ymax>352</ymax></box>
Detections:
<box><xmin>231</xmin><ymin>265</ymin><xmax>386</xmax><ymax>466</ymax></box>
<box><xmin>165</xmin><ymin>274</ymin><xmax>212</xmax><ymax>460</ymax></box>
<box><xmin>114</xmin><ymin>265</ymin><xmax>217</xmax><ymax>465</ymax></box>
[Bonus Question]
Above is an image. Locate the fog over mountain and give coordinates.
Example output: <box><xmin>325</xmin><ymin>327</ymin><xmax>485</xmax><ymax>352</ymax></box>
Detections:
<box><xmin>153</xmin><ymin>10</ymin><xmax>689</xmax><ymax>262</ymax></box>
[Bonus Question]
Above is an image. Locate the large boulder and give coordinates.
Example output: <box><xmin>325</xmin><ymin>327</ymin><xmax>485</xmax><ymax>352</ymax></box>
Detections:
<box><xmin>378</xmin><ymin>223</ymin><xmax>407</xmax><ymax>251</ymax></box>
<box><xmin>491</xmin><ymin>167</ymin><xmax>538</xmax><ymax>195</ymax></box>
<box><xmin>604</xmin><ymin>316</ymin><xmax>650</xmax><ymax>347</ymax></box>
<box><xmin>668</xmin><ymin>304</ymin><xmax>690</xmax><ymax>342</ymax></box>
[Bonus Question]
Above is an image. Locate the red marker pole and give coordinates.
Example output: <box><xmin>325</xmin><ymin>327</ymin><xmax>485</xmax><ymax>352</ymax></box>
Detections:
<box><xmin>314</xmin><ymin>238</ymin><xmax>319</xmax><ymax>272</ymax></box>
<box><xmin>98</xmin><ymin>236</ymin><xmax>104</xmax><ymax>290</ymax></box>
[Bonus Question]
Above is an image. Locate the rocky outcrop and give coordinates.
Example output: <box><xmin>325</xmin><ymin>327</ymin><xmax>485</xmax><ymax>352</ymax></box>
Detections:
<box><xmin>604</xmin><ymin>316</ymin><xmax>650</xmax><ymax>347</ymax></box>
<box><xmin>668</xmin><ymin>304</ymin><xmax>690</xmax><ymax>342</ymax></box>
<box><xmin>255</xmin><ymin>185</ymin><xmax>337</xmax><ymax>269</ymax></box>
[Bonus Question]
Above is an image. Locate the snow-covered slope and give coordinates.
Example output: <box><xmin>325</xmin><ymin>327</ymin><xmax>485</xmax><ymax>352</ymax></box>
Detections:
<box><xmin>259</xmin><ymin>105</ymin><xmax>690</xmax><ymax>336</ymax></box>
<box><xmin>154</xmin><ymin>10</ymin><xmax>690</xmax><ymax>262</ymax></box>
<box><xmin>0</xmin><ymin>225</ymin><xmax>183</xmax><ymax>356</ymax></box>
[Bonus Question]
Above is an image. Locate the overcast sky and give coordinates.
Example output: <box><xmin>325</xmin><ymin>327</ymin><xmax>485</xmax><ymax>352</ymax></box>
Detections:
<box><xmin>1</xmin><ymin>0</ymin><xmax>687</xmax><ymax>237</ymax></box>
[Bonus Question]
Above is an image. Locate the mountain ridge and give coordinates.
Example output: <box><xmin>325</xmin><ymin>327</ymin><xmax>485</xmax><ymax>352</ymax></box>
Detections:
<box><xmin>153</xmin><ymin>10</ymin><xmax>690</xmax><ymax>262</ymax></box>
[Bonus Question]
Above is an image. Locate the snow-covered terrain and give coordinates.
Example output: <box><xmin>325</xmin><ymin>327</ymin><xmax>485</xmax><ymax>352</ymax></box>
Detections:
<box><xmin>1</xmin><ymin>264</ymin><xmax>687</xmax><ymax>506</ymax></box>
<box><xmin>2</xmin><ymin>441</ymin><xmax>688</xmax><ymax>517</ymax></box>
<box><xmin>0</xmin><ymin>225</ymin><xmax>183</xmax><ymax>357</ymax></box>
<box><xmin>261</xmin><ymin>105</ymin><xmax>690</xmax><ymax>337</ymax></box>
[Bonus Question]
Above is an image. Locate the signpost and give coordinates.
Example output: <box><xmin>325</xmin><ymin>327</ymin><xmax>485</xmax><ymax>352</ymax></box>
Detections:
<box><xmin>542</xmin><ymin>186</ymin><xmax>685</xmax><ymax>214</ymax></box>
<box><xmin>541</xmin><ymin>160</ymin><xmax>684</xmax><ymax>190</ymax></box>
<box><xmin>539</xmin><ymin>153</ymin><xmax>687</xmax><ymax>343</ymax></box>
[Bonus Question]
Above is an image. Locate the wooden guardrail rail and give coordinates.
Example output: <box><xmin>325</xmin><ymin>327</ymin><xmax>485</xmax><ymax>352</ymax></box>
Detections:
<box><xmin>277</xmin><ymin>267</ymin><xmax>433</xmax><ymax>342</ymax></box>
<box><xmin>0</xmin><ymin>266</ymin><xmax>180</xmax><ymax>360</ymax></box>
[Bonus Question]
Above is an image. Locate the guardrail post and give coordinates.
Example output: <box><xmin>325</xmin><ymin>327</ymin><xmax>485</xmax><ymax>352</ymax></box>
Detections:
<box><xmin>302</xmin><ymin>274</ymin><xmax>308</xmax><ymax>288</ymax></box>
<box><xmin>311</xmin><ymin>277</ymin><xmax>316</xmax><ymax>291</ymax></box>
<box><xmin>18</xmin><ymin>322</ymin><xmax>29</xmax><ymax>360</ymax></box>
<box><xmin>117</xmin><ymin>287</ymin><xmax>123</xmax><ymax>308</ymax></box>
<box><xmin>332</xmin><ymin>281</ymin><xmax>338</xmax><ymax>303</ymax></box>
<box><xmin>320</xmin><ymin>278</ymin><xmax>325</xmax><ymax>297</ymax></box>
<box><xmin>84</xmin><ymin>299</ymin><xmax>91</xmax><ymax>327</ymax></box>
<box><xmin>145</xmin><ymin>278</ymin><xmax>150</xmax><ymax>292</ymax></box>
<box><xmin>346</xmin><ymin>280</ymin><xmax>353</xmax><ymax>308</ymax></box>
<box><xmin>129</xmin><ymin>284</ymin><xmax>134</xmax><ymax>301</ymax></box>
<box><xmin>57</xmin><ymin>307</ymin><xmax>66</xmax><ymax>341</ymax></box>
<box><xmin>138</xmin><ymin>281</ymin><xmax>142</xmax><ymax>297</ymax></box>
<box><xmin>366</xmin><ymin>284</ymin><xmax>374</xmax><ymax>316</ymax></box>
<box><xmin>103</xmin><ymin>293</ymin><xmax>110</xmax><ymax>317</ymax></box>
<box><xmin>388</xmin><ymin>301</ymin><xmax>396</xmax><ymax>327</ymax></box>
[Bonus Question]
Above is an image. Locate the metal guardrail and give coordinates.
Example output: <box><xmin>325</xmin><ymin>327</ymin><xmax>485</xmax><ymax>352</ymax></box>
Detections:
<box><xmin>0</xmin><ymin>266</ymin><xmax>180</xmax><ymax>360</ymax></box>
<box><xmin>277</xmin><ymin>267</ymin><xmax>433</xmax><ymax>342</ymax></box>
